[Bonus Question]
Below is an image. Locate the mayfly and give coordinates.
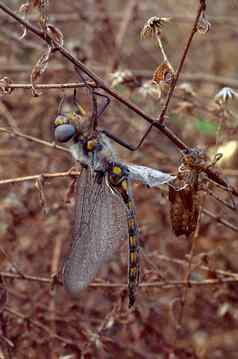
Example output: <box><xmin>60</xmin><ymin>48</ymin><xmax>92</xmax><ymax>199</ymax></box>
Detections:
<box><xmin>54</xmin><ymin>91</ymin><xmax>174</xmax><ymax>307</ymax></box>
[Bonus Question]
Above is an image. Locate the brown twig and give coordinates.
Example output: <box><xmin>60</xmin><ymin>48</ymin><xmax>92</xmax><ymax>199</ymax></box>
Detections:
<box><xmin>0</xmin><ymin>169</ymin><xmax>237</xmax><ymax>233</ymax></box>
<box><xmin>203</xmin><ymin>208</ymin><xmax>238</xmax><ymax>233</ymax></box>
<box><xmin>108</xmin><ymin>0</ymin><xmax>137</xmax><ymax>71</ymax></box>
<box><xmin>158</xmin><ymin>1</ymin><xmax>206</xmax><ymax>124</ymax></box>
<box><xmin>5</xmin><ymin>307</ymin><xmax>80</xmax><ymax>349</ymax></box>
<box><xmin>0</xmin><ymin>171</ymin><xmax>80</xmax><ymax>186</ymax></box>
<box><xmin>1</xmin><ymin>271</ymin><xmax>238</xmax><ymax>289</ymax></box>
<box><xmin>2</xmin><ymin>82</ymin><xmax>94</xmax><ymax>91</ymax></box>
<box><xmin>1</xmin><ymin>1</ymin><xmax>235</xmax><ymax>198</ymax></box>
<box><xmin>2</xmin><ymin>64</ymin><xmax>238</xmax><ymax>89</ymax></box>
<box><xmin>150</xmin><ymin>253</ymin><xmax>238</xmax><ymax>280</ymax></box>
<box><xmin>0</xmin><ymin>127</ymin><xmax>68</xmax><ymax>153</ymax></box>
<box><xmin>1</xmin><ymin>13</ymin><xmax>237</xmax><ymax>26</ymax></box>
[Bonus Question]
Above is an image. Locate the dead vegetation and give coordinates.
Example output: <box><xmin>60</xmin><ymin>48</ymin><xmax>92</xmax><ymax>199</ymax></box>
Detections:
<box><xmin>0</xmin><ymin>0</ymin><xmax>238</xmax><ymax>358</ymax></box>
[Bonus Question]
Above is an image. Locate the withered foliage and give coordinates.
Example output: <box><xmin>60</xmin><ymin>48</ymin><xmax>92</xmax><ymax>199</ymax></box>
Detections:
<box><xmin>0</xmin><ymin>1</ymin><xmax>238</xmax><ymax>358</ymax></box>
<box><xmin>169</xmin><ymin>148</ymin><xmax>210</xmax><ymax>236</ymax></box>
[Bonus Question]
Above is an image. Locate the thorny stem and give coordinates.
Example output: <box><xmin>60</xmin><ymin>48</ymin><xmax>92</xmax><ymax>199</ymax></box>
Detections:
<box><xmin>159</xmin><ymin>1</ymin><xmax>206</xmax><ymax>124</ymax></box>
<box><xmin>0</xmin><ymin>1</ymin><xmax>237</xmax><ymax>199</ymax></box>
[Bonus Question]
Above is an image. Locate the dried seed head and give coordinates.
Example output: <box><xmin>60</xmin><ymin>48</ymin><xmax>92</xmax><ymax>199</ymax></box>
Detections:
<box><xmin>214</xmin><ymin>87</ymin><xmax>238</xmax><ymax>105</ymax></box>
<box><xmin>110</xmin><ymin>70</ymin><xmax>133</xmax><ymax>88</ymax></box>
<box><xmin>177</xmin><ymin>82</ymin><xmax>196</xmax><ymax>97</ymax></box>
<box><xmin>141</xmin><ymin>16</ymin><xmax>170</xmax><ymax>39</ymax></box>
<box><xmin>138</xmin><ymin>81</ymin><xmax>161</xmax><ymax>99</ymax></box>
<box><xmin>152</xmin><ymin>62</ymin><xmax>175</xmax><ymax>85</ymax></box>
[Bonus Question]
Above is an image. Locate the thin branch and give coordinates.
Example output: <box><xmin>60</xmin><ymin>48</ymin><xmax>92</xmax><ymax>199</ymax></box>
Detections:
<box><xmin>0</xmin><ymin>127</ymin><xmax>68</xmax><ymax>153</ymax></box>
<box><xmin>3</xmin><ymin>81</ymin><xmax>94</xmax><ymax>91</ymax></box>
<box><xmin>159</xmin><ymin>1</ymin><xmax>206</xmax><ymax>124</ymax></box>
<box><xmin>203</xmin><ymin>208</ymin><xmax>238</xmax><ymax>233</ymax></box>
<box><xmin>108</xmin><ymin>0</ymin><xmax>137</xmax><ymax>71</ymax></box>
<box><xmin>2</xmin><ymin>271</ymin><xmax>238</xmax><ymax>289</ymax></box>
<box><xmin>152</xmin><ymin>253</ymin><xmax>238</xmax><ymax>280</ymax></box>
<box><xmin>0</xmin><ymin>171</ymin><xmax>80</xmax><ymax>186</ymax></box>
<box><xmin>0</xmin><ymin>3</ymin><xmax>189</xmax><ymax>147</ymax></box>
<box><xmin>5</xmin><ymin>307</ymin><xmax>80</xmax><ymax>348</ymax></box>
<box><xmin>1</xmin><ymin>13</ymin><xmax>237</xmax><ymax>26</ymax></box>
<box><xmin>0</xmin><ymin>2</ymin><xmax>237</xmax><ymax>198</ymax></box>
<box><xmin>2</xmin><ymin>64</ymin><xmax>238</xmax><ymax>89</ymax></box>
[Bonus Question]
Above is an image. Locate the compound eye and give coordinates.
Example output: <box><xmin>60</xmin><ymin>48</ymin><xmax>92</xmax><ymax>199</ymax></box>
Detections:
<box><xmin>54</xmin><ymin>124</ymin><xmax>76</xmax><ymax>143</ymax></box>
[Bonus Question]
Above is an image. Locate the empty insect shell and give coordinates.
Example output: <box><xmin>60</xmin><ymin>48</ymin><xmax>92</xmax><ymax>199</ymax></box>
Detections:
<box><xmin>54</xmin><ymin>124</ymin><xmax>76</xmax><ymax>143</ymax></box>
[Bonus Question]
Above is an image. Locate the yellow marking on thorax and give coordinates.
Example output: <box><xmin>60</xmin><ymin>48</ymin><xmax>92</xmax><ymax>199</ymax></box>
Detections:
<box><xmin>112</xmin><ymin>166</ymin><xmax>122</xmax><ymax>175</ymax></box>
<box><xmin>86</xmin><ymin>138</ymin><xmax>97</xmax><ymax>151</ymax></box>
<box><xmin>54</xmin><ymin>116</ymin><xmax>68</xmax><ymax>126</ymax></box>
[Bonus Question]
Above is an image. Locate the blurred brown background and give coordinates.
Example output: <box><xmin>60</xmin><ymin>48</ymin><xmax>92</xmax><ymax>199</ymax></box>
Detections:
<box><xmin>0</xmin><ymin>1</ymin><xmax>238</xmax><ymax>358</ymax></box>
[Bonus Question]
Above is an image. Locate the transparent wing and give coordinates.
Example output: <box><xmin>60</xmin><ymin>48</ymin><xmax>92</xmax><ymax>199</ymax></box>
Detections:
<box><xmin>127</xmin><ymin>164</ymin><xmax>175</xmax><ymax>187</ymax></box>
<box><xmin>63</xmin><ymin>168</ymin><xmax>128</xmax><ymax>298</ymax></box>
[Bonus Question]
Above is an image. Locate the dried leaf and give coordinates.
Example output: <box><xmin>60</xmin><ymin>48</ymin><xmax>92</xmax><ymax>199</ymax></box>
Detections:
<box><xmin>152</xmin><ymin>62</ymin><xmax>175</xmax><ymax>85</ymax></box>
<box><xmin>197</xmin><ymin>13</ymin><xmax>211</xmax><ymax>34</ymax></box>
<box><xmin>19</xmin><ymin>1</ymin><xmax>47</xmax><ymax>37</ymax></box>
<box><xmin>31</xmin><ymin>46</ymin><xmax>52</xmax><ymax>96</ymax></box>
<box><xmin>47</xmin><ymin>24</ymin><xmax>64</xmax><ymax>45</ymax></box>
<box><xmin>169</xmin><ymin>148</ymin><xmax>209</xmax><ymax>237</ymax></box>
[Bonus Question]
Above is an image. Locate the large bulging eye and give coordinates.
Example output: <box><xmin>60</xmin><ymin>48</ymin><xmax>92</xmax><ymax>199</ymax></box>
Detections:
<box><xmin>54</xmin><ymin>124</ymin><xmax>76</xmax><ymax>143</ymax></box>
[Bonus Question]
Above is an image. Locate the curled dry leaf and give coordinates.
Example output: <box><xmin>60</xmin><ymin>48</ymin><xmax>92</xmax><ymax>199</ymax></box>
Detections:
<box><xmin>152</xmin><ymin>62</ymin><xmax>175</xmax><ymax>85</ymax></box>
<box><xmin>31</xmin><ymin>46</ymin><xmax>52</xmax><ymax>96</ymax></box>
<box><xmin>197</xmin><ymin>13</ymin><xmax>211</xmax><ymax>34</ymax></box>
<box><xmin>18</xmin><ymin>0</ymin><xmax>41</xmax><ymax>38</ymax></box>
<box><xmin>46</xmin><ymin>24</ymin><xmax>64</xmax><ymax>46</ymax></box>
<box><xmin>169</xmin><ymin>148</ymin><xmax>209</xmax><ymax>237</ymax></box>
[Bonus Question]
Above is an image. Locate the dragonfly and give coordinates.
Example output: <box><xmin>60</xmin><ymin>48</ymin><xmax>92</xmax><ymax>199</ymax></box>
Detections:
<box><xmin>54</xmin><ymin>90</ymin><xmax>174</xmax><ymax>307</ymax></box>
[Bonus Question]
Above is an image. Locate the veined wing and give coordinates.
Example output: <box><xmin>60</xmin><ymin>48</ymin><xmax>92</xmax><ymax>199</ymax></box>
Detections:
<box><xmin>127</xmin><ymin>164</ymin><xmax>175</xmax><ymax>187</ymax></box>
<box><xmin>63</xmin><ymin>167</ymin><xmax>128</xmax><ymax>298</ymax></box>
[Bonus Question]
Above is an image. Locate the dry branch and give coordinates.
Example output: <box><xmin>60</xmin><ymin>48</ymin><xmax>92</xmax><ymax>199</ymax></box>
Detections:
<box><xmin>0</xmin><ymin>1</ymin><xmax>236</xmax><ymax>198</ymax></box>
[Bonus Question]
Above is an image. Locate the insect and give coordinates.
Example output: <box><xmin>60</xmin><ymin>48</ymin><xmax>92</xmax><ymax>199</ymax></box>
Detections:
<box><xmin>168</xmin><ymin>147</ymin><xmax>221</xmax><ymax>237</ymax></box>
<box><xmin>54</xmin><ymin>90</ymin><xmax>174</xmax><ymax>307</ymax></box>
